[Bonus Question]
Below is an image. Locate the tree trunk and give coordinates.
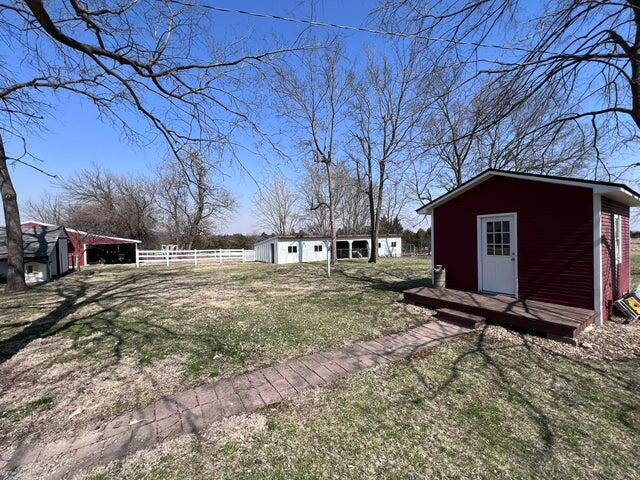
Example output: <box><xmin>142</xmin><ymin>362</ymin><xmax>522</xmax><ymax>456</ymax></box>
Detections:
<box><xmin>369</xmin><ymin>162</ymin><xmax>386</xmax><ymax>263</ymax></box>
<box><xmin>0</xmin><ymin>135</ymin><xmax>27</xmax><ymax>292</ymax></box>
<box><xmin>324</xmin><ymin>160</ymin><xmax>338</xmax><ymax>265</ymax></box>
<box><xmin>367</xmin><ymin>174</ymin><xmax>377</xmax><ymax>264</ymax></box>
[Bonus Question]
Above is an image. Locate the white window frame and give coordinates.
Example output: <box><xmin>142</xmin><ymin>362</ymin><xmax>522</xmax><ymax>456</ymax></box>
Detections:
<box><xmin>614</xmin><ymin>213</ymin><xmax>622</xmax><ymax>265</ymax></box>
<box><xmin>483</xmin><ymin>219</ymin><xmax>513</xmax><ymax>257</ymax></box>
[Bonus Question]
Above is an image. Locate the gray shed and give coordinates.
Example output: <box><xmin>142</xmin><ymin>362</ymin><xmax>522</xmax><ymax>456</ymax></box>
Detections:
<box><xmin>0</xmin><ymin>225</ymin><xmax>73</xmax><ymax>284</ymax></box>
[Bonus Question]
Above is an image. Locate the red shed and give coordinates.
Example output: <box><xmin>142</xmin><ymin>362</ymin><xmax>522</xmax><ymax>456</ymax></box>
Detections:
<box><xmin>415</xmin><ymin>169</ymin><xmax>640</xmax><ymax>327</ymax></box>
<box><xmin>21</xmin><ymin>221</ymin><xmax>141</xmax><ymax>269</ymax></box>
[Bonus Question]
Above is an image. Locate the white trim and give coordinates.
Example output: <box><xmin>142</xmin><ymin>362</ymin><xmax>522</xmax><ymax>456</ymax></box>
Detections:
<box><xmin>430</xmin><ymin>209</ymin><xmax>437</xmax><ymax>285</ymax></box>
<box><xmin>476</xmin><ymin>212</ymin><xmax>518</xmax><ymax>297</ymax></box>
<box><xmin>593</xmin><ymin>195</ymin><xmax>603</xmax><ymax>326</ymax></box>
<box><xmin>21</xmin><ymin>219</ymin><xmax>58</xmax><ymax>227</ymax></box>
<box><xmin>431</xmin><ymin>210</ymin><xmax>435</xmax><ymax>261</ymax></box>
<box><xmin>476</xmin><ymin>216</ymin><xmax>482</xmax><ymax>292</ymax></box>
<box><xmin>614</xmin><ymin>213</ymin><xmax>622</xmax><ymax>266</ymax></box>
<box><xmin>417</xmin><ymin>171</ymin><xmax>640</xmax><ymax>214</ymax></box>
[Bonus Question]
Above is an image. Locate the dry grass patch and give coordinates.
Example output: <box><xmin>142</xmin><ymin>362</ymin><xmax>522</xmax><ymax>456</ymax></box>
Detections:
<box><xmin>83</xmin><ymin>319</ymin><xmax>640</xmax><ymax>480</ymax></box>
<box><xmin>0</xmin><ymin>258</ymin><xmax>431</xmax><ymax>450</ymax></box>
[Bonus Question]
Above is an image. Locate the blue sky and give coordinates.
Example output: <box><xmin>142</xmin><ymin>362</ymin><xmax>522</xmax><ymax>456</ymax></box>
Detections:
<box><xmin>5</xmin><ymin>1</ymin><xmax>380</xmax><ymax>234</ymax></box>
<box><xmin>5</xmin><ymin>1</ymin><xmax>640</xmax><ymax>233</ymax></box>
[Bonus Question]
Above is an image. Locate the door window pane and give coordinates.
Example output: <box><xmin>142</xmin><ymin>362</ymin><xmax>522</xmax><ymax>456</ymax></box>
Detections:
<box><xmin>485</xmin><ymin>219</ymin><xmax>512</xmax><ymax>256</ymax></box>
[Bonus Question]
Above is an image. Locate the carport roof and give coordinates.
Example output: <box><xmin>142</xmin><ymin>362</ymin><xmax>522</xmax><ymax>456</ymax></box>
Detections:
<box><xmin>21</xmin><ymin>220</ymin><xmax>141</xmax><ymax>243</ymax></box>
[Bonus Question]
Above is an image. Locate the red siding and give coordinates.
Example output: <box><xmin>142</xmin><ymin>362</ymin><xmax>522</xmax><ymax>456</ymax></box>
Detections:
<box><xmin>601</xmin><ymin>198</ymin><xmax>630</xmax><ymax>320</ymax></box>
<box><xmin>434</xmin><ymin>176</ymin><xmax>594</xmax><ymax>310</ymax></box>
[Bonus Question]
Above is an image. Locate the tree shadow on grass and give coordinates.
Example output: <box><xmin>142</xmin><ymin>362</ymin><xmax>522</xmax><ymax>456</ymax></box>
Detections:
<box><xmin>400</xmin><ymin>326</ymin><xmax>640</xmax><ymax>471</ymax></box>
<box><xmin>0</xmin><ymin>270</ymin><xmax>187</xmax><ymax>367</ymax></box>
<box><xmin>335</xmin><ymin>266</ymin><xmax>433</xmax><ymax>293</ymax></box>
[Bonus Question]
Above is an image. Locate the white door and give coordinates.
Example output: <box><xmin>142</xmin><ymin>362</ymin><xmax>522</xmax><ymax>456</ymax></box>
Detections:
<box><xmin>479</xmin><ymin>215</ymin><xmax>516</xmax><ymax>295</ymax></box>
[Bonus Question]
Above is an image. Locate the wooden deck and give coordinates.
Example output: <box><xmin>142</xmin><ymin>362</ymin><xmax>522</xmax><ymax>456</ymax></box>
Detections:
<box><xmin>404</xmin><ymin>287</ymin><xmax>597</xmax><ymax>339</ymax></box>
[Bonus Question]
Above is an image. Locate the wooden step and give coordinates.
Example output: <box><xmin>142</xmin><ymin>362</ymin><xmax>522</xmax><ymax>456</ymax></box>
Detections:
<box><xmin>436</xmin><ymin>308</ymin><xmax>486</xmax><ymax>329</ymax></box>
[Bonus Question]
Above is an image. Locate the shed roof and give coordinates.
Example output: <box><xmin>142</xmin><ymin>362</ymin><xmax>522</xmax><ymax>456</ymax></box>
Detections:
<box><xmin>0</xmin><ymin>225</ymin><xmax>72</xmax><ymax>260</ymax></box>
<box><xmin>417</xmin><ymin>169</ymin><xmax>640</xmax><ymax>214</ymax></box>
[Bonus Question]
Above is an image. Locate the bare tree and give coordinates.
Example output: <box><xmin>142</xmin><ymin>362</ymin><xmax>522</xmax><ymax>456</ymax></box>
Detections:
<box><xmin>27</xmin><ymin>167</ymin><xmax>158</xmax><ymax>266</ymax></box>
<box><xmin>0</xmin><ymin>1</ymin><xmax>290</xmax><ymax>291</ymax></box>
<box><xmin>475</xmin><ymin>93</ymin><xmax>592</xmax><ymax>176</ymax></box>
<box><xmin>252</xmin><ymin>176</ymin><xmax>301</xmax><ymax>235</ymax></box>
<box><xmin>424</xmin><ymin>90</ymin><xmax>486</xmax><ymax>189</ymax></box>
<box><xmin>270</xmin><ymin>40</ymin><xmax>352</xmax><ymax>264</ymax></box>
<box><xmin>381</xmin><ymin>174</ymin><xmax>411</xmax><ymax>230</ymax></box>
<box><xmin>24</xmin><ymin>191</ymin><xmax>67</xmax><ymax>225</ymax></box>
<box><xmin>297</xmin><ymin>160</ymin><xmax>369</xmax><ymax>235</ymax></box>
<box><xmin>63</xmin><ymin>165</ymin><xmax>158</xmax><ymax>244</ymax></box>
<box><xmin>333</xmin><ymin>163</ymin><xmax>369</xmax><ymax>235</ymax></box>
<box><xmin>298</xmin><ymin>161</ymin><xmax>331</xmax><ymax>235</ymax></box>
<box><xmin>378</xmin><ymin>0</ymin><xmax>640</xmax><ymax>178</ymax></box>
<box><xmin>349</xmin><ymin>44</ymin><xmax>426</xmax><ymax>262</ymax></box>
<box><xmin>156</xmin><ymin>150</ymin><xmax>236</xmax><ymax>248</ymax></box>
<box><xmin>418</xmin><ymin>78</ymin><xmax>592</xmax><ymax>191</ymax></box>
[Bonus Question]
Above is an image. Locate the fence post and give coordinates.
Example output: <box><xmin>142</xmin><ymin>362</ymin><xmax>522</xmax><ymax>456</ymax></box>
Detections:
<box><xmin>166</xmin><ymin>249</ymin><xmax>170</xmax><ymax>267</ymax></box>
<box><xmin>242</xmin><ymin>248</ymin><xmax>245</xmax><ymax>263</ymax></box>
<box><xmin>194</xmin><ymin>249</ymin><xmax>198</xmax><ymax>266</ymax></box>
<box><xmin>219</xmin><ymin>249</ymin><xmax>222</xmax><ymax>264</ymax></box>
<box><xmin>135</xmin><ymin>246</ymin><xmax>140</xmax><ymax>268</ymax></box>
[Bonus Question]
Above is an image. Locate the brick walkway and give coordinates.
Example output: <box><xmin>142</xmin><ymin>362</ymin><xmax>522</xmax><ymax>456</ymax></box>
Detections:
<box><xmin>3</xmin><ymin>320</ymin><xmax>469</xmax><ymax>479</ymax></box>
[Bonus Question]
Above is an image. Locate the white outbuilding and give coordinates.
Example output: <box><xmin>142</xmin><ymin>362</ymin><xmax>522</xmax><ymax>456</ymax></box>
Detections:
<box><xmin>254</xmin><ymin>234</ymin><xmax>402</xmax><ymax>264</ymax></box>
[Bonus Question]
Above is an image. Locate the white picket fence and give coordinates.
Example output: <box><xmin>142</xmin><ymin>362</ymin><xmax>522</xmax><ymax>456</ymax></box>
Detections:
<box><xmin>136</xmin><ymin>249</ymin><xmax>255</xmax><ymax>267</ymax></box>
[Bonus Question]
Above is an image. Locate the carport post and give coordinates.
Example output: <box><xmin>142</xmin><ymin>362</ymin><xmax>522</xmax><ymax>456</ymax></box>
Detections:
<box><xmin>135</xmin><ymin>244</ymin><xmax>139</xmax><ymax>268</ymax></box>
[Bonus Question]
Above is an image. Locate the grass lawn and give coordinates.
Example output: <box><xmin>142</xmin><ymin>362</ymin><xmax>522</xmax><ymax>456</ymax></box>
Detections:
<box><xmin>93</xmin><ymin>331</ymin><xmax>640</xmax><ymax>480</ymax></box>
<box><xmin>0</xmin><ymin>258</ymin><xmax>432</xmax><ymax>447</ymax></box>
<box><xmin>3</xmin><ymin>255</ymin><xmax>640</xmax><ymax>479</ymax></box>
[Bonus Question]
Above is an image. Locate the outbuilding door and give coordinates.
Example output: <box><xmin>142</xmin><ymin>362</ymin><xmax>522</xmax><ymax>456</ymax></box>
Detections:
<box><xmin>478</xmin><ymin>214</ymin><xmax>517</xmax><ymax>296</ymax></box>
